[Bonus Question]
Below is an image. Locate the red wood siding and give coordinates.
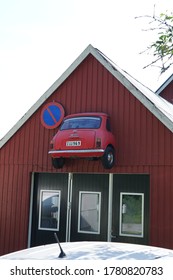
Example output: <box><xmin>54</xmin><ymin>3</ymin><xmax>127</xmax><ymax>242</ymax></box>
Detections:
<box><xmin>0</xmin><ymin>54</ymin><xmax>173</xmax><ymax>254</ymax></box>
<box><xmin>160</xmin><ymin>81</ymin><xmax>173</xmax><ymax>104</ymax></box>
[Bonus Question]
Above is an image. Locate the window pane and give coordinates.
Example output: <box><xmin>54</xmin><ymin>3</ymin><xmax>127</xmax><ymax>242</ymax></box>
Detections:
<box><xmin>60</xmin><ymin>117</ymin><xmax>101</xmax><ymax>130</ymax></box>
<box><xmin>38</xmin><ymin>190</ymin><xmax>61</xmax><ymax>231</ymax></box>
<box><xmin>119</xmin><ymin>193</ymin><xmax>144</xmax><ymax>237</ymax></box>
<box><xmin>78</xmin><ymin>192</ymin><xmax>101</xmax><ymax>234</ymax></box>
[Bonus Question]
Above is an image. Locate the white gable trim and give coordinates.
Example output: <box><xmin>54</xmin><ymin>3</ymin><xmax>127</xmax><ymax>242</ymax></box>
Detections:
<box><xmin>156</xmin><ymin>74</ymin><xmax>173</xmax><ymax>95</ymax></box>
<box><xmin>0</xmin><ymin>45</ymin><xmax>93</xmax><ymax>148</ymax></box>
<box><xmin>91</xmin><ymin>49</ymin><xmax>173</xmax><ymax>133</ymax></box>
<box><xmin>1</xmin><ymin>44</ymin><xmax>173</xmax><ymax>148</ymax></box>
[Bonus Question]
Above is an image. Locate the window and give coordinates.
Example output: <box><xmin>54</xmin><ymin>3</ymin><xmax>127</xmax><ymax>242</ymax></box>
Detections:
<box><xmin>38</xmin><ymin>190</ymin><xmax>61</xmax><ymax>231</ymax></box>
<box><xmin>60</xmin><ymin>117</ymin><xmax>101</xmax><ymax>130</ymax></box>
<box><xmin>78</xmin><ymin>191</ymin><xmax>101</xmax><ymax>234</ymax></box>
<box><xmin>119</xmin><ymin>192</ymin><xmax>144</xmax><ymax>237</ymax></box>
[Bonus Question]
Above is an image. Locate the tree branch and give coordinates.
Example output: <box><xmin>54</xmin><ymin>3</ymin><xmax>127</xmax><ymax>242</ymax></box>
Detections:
<box><xmin>135</xmin><ymin>7</ymin><xmax>173</xmax><ymax>74</ymax></box>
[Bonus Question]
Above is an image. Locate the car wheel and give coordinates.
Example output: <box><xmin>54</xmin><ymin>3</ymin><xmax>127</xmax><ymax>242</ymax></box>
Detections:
<box><xmin>102</xmin><ymin>146</ymin><xmax>115</xmax><ymax>169</ymax></box>
<box><xmin>52</xmin><ymin>158</ymin><xmax>65</xmax><ymax>169</ymax></box>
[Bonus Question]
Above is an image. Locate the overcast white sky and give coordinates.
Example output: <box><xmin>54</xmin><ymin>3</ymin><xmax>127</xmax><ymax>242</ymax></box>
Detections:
<box><xmin>0</xmin><ymin>0</ymin><xmax>173</xmax><ymax>139</ymax></box>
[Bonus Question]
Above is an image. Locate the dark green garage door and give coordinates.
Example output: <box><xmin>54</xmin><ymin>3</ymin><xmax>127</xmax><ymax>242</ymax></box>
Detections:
<box><xmin>70</xmin><ymin>173</ymin><xmax>109</xmax><ymax>242</ymax></box>
<box><xmin>31</xmin><ymin>173</ymin><xmax>68</xmax><ymax>247</ymax></box>
<box><xmin>30</xmin><ymin>173</ymin><xmax>149</xmax><ymax>247</ymax></box>
<box><xmin>31</xmin><ymin>173</ymin><xmax>109</xmax><ymax>247</ymax></box>
<box><xmin>111</xmin><ymin>174</ymin><xmax>150</xmax><ymax>245</ymax></box>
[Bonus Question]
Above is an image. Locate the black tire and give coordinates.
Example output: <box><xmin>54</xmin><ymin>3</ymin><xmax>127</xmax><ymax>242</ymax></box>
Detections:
<box><xmin>101</xmin><ymin>146</ymin><xmax>115</xmax><ymax>169</ymax></box>
<box><xmin>52</xmin><ymin>158</ymin><xmax>65</xmax><ymax>169</ymax></box>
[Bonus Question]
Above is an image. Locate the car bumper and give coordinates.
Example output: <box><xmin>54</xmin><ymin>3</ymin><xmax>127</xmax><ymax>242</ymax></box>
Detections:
<box><xmin>48</xmin><ymin>149</ymin><xmax>105</xmax><ymax>158</ymax></box>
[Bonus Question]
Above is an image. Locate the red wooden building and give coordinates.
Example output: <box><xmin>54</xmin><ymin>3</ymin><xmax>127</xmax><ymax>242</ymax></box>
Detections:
<box><xmin>0</xmin><ymin>45</ymin><xmax>173</xmax><ymax>255</ymax></box>
<box><xmin>156</xmin><ymin>74</ymin><xmax>173</xmax><ymax>104</ymax></box>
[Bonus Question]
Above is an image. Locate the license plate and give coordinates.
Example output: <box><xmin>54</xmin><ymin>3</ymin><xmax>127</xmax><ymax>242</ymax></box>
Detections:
<box><xmin>66</xmin><ymin>141</ymin><xmax>81</xmax><ymax>147</ymax></box>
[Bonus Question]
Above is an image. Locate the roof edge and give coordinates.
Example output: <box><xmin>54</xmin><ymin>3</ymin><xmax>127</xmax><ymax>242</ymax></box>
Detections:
<box><xmin>89</xmin><ymin>48</ymin><xmax>173</xmax><ymax>133</ymax></box>
<box><xmin>0</xmin><ymin>44</ymin><xmax>95</xmax><ymax>148</ymax></box>
<box><xmin>156</xmin><ymin>74</ymin><xmax>173</xmax><ymax>95</ymax></box>
<box><xmin>1</xmin><ymin>44</ymin><xmax>173</xmax><ymax>148</ymax></box>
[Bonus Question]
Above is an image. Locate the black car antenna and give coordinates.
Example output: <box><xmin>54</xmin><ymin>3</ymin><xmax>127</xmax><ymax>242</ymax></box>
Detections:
<box><xmin>54</xmin><ymin>232</ymin><xmax>66</xmax><ymax>258</ymax></box>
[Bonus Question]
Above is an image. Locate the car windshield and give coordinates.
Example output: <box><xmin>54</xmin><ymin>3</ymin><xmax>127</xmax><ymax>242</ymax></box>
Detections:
<box><xmin>60</xmin><ymin>117</ymin><xmax>101</xmax><ymax>130</ymax></box>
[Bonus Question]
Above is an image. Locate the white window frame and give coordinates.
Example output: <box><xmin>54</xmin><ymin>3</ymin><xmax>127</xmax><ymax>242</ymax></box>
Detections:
<box><xmin>38</xmin><ymin>190</ymin><xmax>61</xmax><ymax>231</ymax></box>
<box><xmin>78</xmin><ymin>191</ymin><xmax>101</xmax><ymax>234</ymax></box>
<box><xmin>119</xmin><ymin>192</ymin><xmax>144</xmax><ymax>238</ymax></box>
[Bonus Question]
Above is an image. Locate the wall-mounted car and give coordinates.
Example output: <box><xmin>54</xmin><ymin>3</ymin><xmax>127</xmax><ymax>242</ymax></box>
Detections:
<box><xmin>48</xmin><ymin>112</ymin><xmax>116</xmax><ymax>169</ymax></box>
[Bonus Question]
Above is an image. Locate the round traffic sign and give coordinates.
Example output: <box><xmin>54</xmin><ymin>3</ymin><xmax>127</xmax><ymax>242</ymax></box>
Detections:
<box><xmin>41</xmin><ymin>102</ymin><xmax>65</xmax><ymax>129</ymax></box>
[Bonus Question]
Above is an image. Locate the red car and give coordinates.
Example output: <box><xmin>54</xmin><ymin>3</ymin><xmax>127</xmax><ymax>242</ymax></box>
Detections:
<box><xmin>49</xmin><ymin>112</ymin><xmax>116</xmax><ymax>169</ymax></box>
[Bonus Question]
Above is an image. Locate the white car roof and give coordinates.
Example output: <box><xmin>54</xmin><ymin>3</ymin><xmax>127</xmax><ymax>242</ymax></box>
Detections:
<box><xmin>1</xmin><ymin>242</ymin><xmax>173</xmax><ymax>260</ymax></box>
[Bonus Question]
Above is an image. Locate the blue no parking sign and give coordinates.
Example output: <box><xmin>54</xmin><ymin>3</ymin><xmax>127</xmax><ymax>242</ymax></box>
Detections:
<box><xmin>41</xmin><ymin>102</ymin><xmax>65</xmax><ymax>129</ymax></box>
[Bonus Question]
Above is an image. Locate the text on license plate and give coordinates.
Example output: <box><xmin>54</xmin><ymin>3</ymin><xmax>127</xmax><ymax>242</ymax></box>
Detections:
<box><xmin>66</xmin><ymin>141</ymin><xmax>81</xmax><ymax>146</ymax></box>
